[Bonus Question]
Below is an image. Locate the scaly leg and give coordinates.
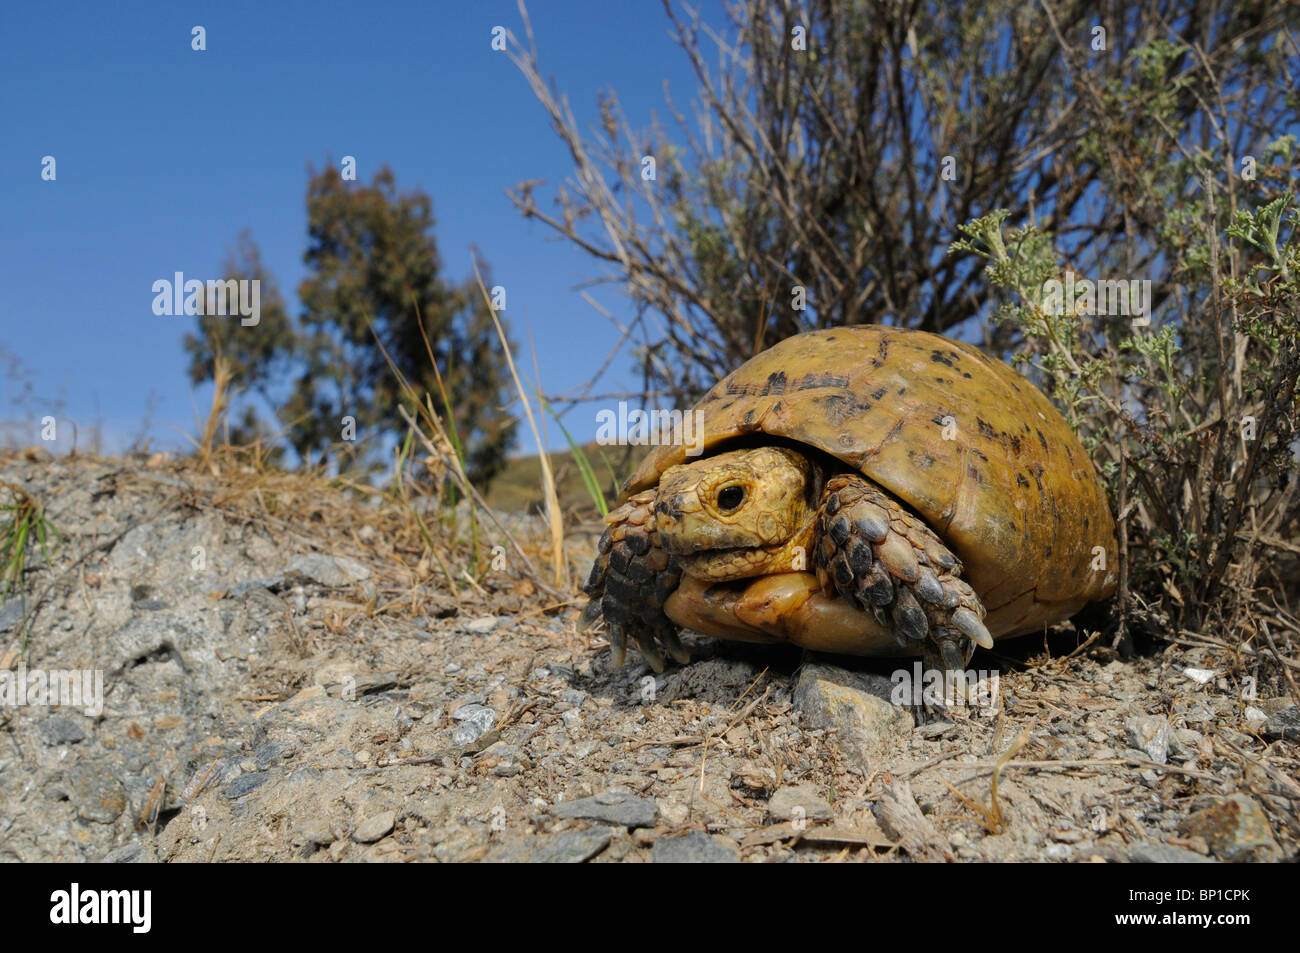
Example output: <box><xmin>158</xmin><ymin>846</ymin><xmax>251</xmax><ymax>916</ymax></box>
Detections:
<box><xmin>814</xmin><ymin>474</ymin><xmax>994</xmax><ymax>678</ymax></box>
<box><xmin>577</xmin><ymin>490</ymin><xmax>688</xmax><ymax>672</ymax></box>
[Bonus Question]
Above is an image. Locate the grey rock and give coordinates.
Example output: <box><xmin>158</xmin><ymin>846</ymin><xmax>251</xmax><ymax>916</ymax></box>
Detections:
<box><xmin>65</xmin><ymin>766</ymin><xmax>126</xmax><ymax>824</ymax></box>
<box><xmin>451</xmin><ymin>704</ymin><xmax>496</xmax><ymax>745</ymax></box>
<box><xmin>489</xmin><ymin>827</ymin><xmax>612</xmax><ymax>863</ymax></box>
<box><xmin>1167</xmin><ymin>728</ymin><xmax>1203</xmax><ymax>763</ymax></box>
<box><xmin>0</xmin><ymin>599</ymin><xmax>24</xmax><ymax>632</ymax></box>
<box><xmin>553</xmin><ymin>791</ymin><xmax>658</xmax><ymax>828</ymax></box>
<box><xmin>1129</xmin><ymin>842</ymin><xmax>1215</xmax><ymax>863</ymax></box>
<box><xmin>1181</xmin><ymin>794</ymin><xmax>1282</xmax><ymax>862</ymax></box>
<box><xmin>284</xmin><ymin>554</ymin><xmax>372</xmax><ymax>587</ymax></box>
<box><xmin>222</xmin><ymin>772</ymin><xmax>271</xmax><ymax>799</ymax></box>
<box><xmin>37</xmin><ymin>715</ymin><xmax>88</xmax><ymax>746</ymax></box>
<box><xmin>651</xmin><ymin>831</ymin><xmax>739</xmax><ymax>863</ymax></box>
<box><xmin>99</xmin><ymin>841</ymin><xmax>158</xmax><ymax>863</ymax></box>
<box><xmin>768</xmin><ymin>783</ymin><xmax>833</xmax><ymax>822</ymax></box>
<box><xmin>793</xmin><ymin>663</ymin><xmax>913</xmax><ymax>769</ymax></box>
<box><xmin>252</xmin><ymin>741</ymin><xmax>295</xmax><ymax>770</ymax></box>
<box><xmin>1263</xmin><ymin>705</ymin><xmax>1299</xmax><ymax>742</ymax></box>
<box><xmin>1125</xmin><ymin>715</ymin><xmax>1171</xmax><ymax>764</ymax></box>
<box><xmin>352</xmin><ymin>811</ymin><xmax>396</xmax><ymax>844</ymax></box>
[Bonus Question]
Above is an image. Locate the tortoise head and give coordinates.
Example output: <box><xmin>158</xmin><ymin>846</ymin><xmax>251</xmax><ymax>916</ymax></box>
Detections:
<box><xmin>654</xmin><ymin>446</ymin><xmax>818</xmax><ymax>581</ymax></box>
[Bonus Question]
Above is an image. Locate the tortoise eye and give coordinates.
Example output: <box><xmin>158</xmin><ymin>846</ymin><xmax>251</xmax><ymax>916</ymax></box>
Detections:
<box><xmin>717</xmin><ymin>485</ymin><xmax>746</xmax><ymax>511</ymax></box>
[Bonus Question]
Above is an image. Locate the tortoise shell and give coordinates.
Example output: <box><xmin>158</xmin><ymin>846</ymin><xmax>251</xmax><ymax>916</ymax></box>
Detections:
<box><xmin>621</xmin><ymin>326</ymin><xmax>1117</xmax><ymax>637</ymax></box>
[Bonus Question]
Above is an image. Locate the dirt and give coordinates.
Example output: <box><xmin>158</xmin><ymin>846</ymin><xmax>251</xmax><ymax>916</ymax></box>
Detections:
<box><xmin>1</xmin><ymin>450</ymin><xmax>1295</xmax><ymax>863</ymax></box>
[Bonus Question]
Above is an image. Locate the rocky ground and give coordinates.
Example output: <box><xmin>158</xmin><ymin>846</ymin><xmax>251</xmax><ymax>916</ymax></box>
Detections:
<box><xmin>0</xmin><ymin>450</ymin><xmax>1296</xmax><ymax>863</ymax></box>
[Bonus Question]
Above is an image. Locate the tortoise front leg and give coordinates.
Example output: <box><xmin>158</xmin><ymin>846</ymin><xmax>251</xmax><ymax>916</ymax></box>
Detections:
<box><xmin>814</xmin><ymin>474</ymin><xmax>994</xmax><ymax>675</ymax></box>
<box><xmin>577</xmin><ymin>489</ymin><xmax>689</xmax><ymax>672</ymax></box>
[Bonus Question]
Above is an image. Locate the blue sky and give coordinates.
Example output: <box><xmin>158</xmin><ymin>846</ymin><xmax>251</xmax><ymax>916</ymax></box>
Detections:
<box><xmin>0</xmin><ymin>0</ymin><xmax>714</xmax><ymax>457</ymax></box>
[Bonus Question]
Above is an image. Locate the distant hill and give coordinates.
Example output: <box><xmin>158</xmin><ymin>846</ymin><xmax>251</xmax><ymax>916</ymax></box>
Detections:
<box><xmin>485</xmin><ymin>440</ymin><xmax>638</xmax><ymax>519</ymax></box>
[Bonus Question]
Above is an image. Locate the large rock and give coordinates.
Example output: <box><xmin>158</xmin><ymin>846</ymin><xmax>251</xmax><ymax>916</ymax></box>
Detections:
<box><xmin>650</xmin><ymin>831</ymin><xmax>739</xmax><ymax>863</ymax></box>
<box><xmin>793</xmin><ymin>663</ymin><xmax>913</xmax><ymax>769</ymax></box>
<box><xmin>1180</xmin><ymin>794</ymin><xmax>1281</xmax><ymax>862</ymax></box>
<box><xmin>552</xmin><ymin>791</ymin><xmax>658</xmax><ymax>828</ymax></box>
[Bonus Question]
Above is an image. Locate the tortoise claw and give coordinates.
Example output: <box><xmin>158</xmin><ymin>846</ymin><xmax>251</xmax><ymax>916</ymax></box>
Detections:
<box><xmin>951</xmin><ymin>607</ymin><xmax>994</xmax><ymax>649</ymax></box>
<box><xmin>577</xmin><ymin>598</ymin><xmax>604</xmax><ymax>634</ymax></box>
<box><xmin>580</xmin><ymin>491</ymin><xmax>685</xmax><ymax>674</ymax></box>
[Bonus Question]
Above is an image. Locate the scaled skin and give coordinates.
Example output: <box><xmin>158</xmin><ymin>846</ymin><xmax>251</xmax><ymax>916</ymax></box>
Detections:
<box><xmin>653</xmin><ymin>447</ymin><xmax>820</xmax><ymax>581</ymax></box>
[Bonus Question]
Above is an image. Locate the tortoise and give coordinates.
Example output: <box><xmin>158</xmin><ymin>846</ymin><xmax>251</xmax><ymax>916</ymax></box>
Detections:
<box><xmin>579</xmin><ymin>326</ymin><xmax>1116</xmax><ymax>676</ymax></box>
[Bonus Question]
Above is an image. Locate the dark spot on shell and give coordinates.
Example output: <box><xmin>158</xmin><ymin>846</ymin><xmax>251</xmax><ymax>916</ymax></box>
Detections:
<box><xmin>971</xmin><ymin>448</ymin><xmax>989</xmax><ymax>462</ymax></box>
<box><xmin>962</xmin><ymin>371</ymin><xmax>972</xmax><ymax>378</ymax></box>
<box><xmin>910</xmin><ymin>451</ymin><xmax>936</xmax><ymax>469</ymax></box>
<box><xmin>761</xmin><ymin>372</ymin><xmax>787</xmax><ymax>396</ymax></box>
<box><xmin>1044</xmin><ymin>545</ymin><xmax>1053</xmax><ymax>558</ymax></box>
<box><xmin>1009</xmin><ymin>435</ymin><xmax>1022</xmax><ymax>454</ymax></box>
<box><xmin>829</xmin><ymin>517</ymin><xmax>852</xmax><ymax>546</ymax></box>
<box><xmin>966</xmin><ymin>465</ymin><xmax>983</xmax><ymax>485</ymax></box>
<box><xmin>825</xmin><ymin>494</ymin><xmax>841</xmax><ymax>516</ymax></box>
<box><xmin>1016</xmin><ymin>473</ymin><xmax>1030</xmax><ymax>488</ymax></box>
<box><xmin>977</xmin><ymin>418</ymin><xmax>996</xmax><ymax>439</ymax></box>
<box><xmin>870</xmin><ymin>386</ymin><xmax>888</xmax><ymax>400</ymax></box>
<box><xmin>794</xmin><ymin>372</ymin><xmax>850</xmax><ymax>390</ymax></box>
<box><xmin>929</xmin><ymin>350</ymin><xmax>955</xmax><ymax>368</ymax></box>
<box><xmin>1036</xmin><ymin>429</ymin><xmax>1049</xmax><ymax>450</ymax></box>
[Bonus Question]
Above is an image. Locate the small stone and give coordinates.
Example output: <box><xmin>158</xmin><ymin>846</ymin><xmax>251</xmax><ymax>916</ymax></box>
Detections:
<box><xmin>37</xmin><ymin>716</ymin><xmax>88</xmax><ymax>746</ymax></box>
<box><xmin>1180</xmin><ymin>794</ymin><xmax>1281</xmax><ymax>862</ymax></box>
<box><xmin>488</xmin><ymin>827</ymin><xmax>612</xmax><ymax>863</ymax></box>
<box><xmin>1129</xmin><ymin>842</ymin><xmax>1215</xmax><ymax>863</ymax></box>
<box><xmin>0</xmin><ymin>600</ymin><xmax>24</xmax><ymax>632</ymax></box>
<box><xmin>464</xmin><ymin>616</ymin><xmax>503</xmax><ymax>634</ymax></box>
<box><xmin>1124</xmin><ymin>715</ymin><xmax>1171</xmax><ymax>764</ymax></box>
<box><xmin>651</xmin><ymin>831</ymin><xmax>739</xmax><ymax>863</ymax></box>
<box><xmin>768</xmin><ymin>784</ymin><xmax>833</xmax><ymax>822</ymax></box>
<box><xmin>253</xmin><ymin>741</ymin><xmax>295</xmax><ymax>770</ymax></box>
<box><xmin>1243</xmin><ymin>706</ymin><xmax>1267</xmax><ymax>723</ymax></box>
<box><xmin>792</xmin><ymin>663</ymin><xmax>913</xmax><ymax>770</ymax></box>
<box><xmin>99</xmin><ymin>842</ymin><xmax>157</xmax><ymax>863</ymax></box>
<box><xmin>530</xmin><ymin>828</ymin><xmax>611</xmax><ymax>863</ymax></box>
<box><xmin>561</xmin><ymin>689</ymin><xmax>589</xmax><ymax>706</ymax></box>
<box><xmin>65</xmin><ymin>766</ymin><xmax>126</xmax><ymax>823</ymax></box>
<box><xmin>284</xmin><ymin>553</ymin><xmax>372</xmax><ymax>586</ymax></box>
<box><xmin>1182</xmin><ymin>668</ymin><xmax>1218</xmax><ymax>685</ymax></box>
<box><xmin>451</xmin><ymin>704</ymin><xmax>496</xmax><ymax>745</ymax></box>
<box><xmin>1263</xmin><ymin>705</ymin><xmax>1299</xmax><ymax>742</ymax></box>
<box><xmin>222</xmin><ymin>772</ymin><xmax>270</xmax><ymax>799</ymax></box>
<box><xmin>352</xmin><ymin>811</ymin><xmax>397</xmax><ymax>844</ymax></box>
<box><xmin>298</xmin><ymin>818</ymin><xmax>338</xmax><ymax>845</ymax></box>
<box><xmin>1167</xmin><ymin>728</ymin><xmax>1203</xmax><ymax>763</ymax></box>
<box><xmin>553</xmin><ymin>791</ymin><xmax>658</xmax><ymax>828</ymax></box>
